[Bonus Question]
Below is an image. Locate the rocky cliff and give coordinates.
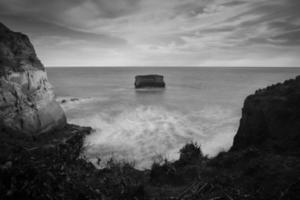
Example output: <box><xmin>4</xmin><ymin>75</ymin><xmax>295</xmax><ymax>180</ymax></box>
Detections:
<box><xmin>231</xmin><ymin>75</ymin><xmax>300</xmax><ymax>154</ymax></box>
<box><xmin>0</xmin><ymin>23</ymin><xmax>66</xmax><ymax>135</ymax></box>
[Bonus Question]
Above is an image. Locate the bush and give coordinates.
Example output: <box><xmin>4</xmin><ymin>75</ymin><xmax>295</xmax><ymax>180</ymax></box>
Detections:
<box><xmin>178</xmin><ymin>142</ymin><xmax>205</xmax><ymax>165</ymax></box>
<box><xmin>149</xmin><ymin>143</ymin><xmax>206</xmax><ymax>186</ymax></box>
<box><xmin>150</xmin><ymin>159</ymin><xmax>179</xmax><ymax>185</ymax></box>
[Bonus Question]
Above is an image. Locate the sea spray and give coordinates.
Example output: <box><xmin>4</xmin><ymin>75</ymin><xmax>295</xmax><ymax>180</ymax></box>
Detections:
<box><xmin>63</xmin><ymin>100</ymin><xmax>238</xmax><ymax>169</ymax></box>
<box><xmin>48</xmin><ymin>67</ymin><xmax>299</xmax><ymax>169</ymax></box>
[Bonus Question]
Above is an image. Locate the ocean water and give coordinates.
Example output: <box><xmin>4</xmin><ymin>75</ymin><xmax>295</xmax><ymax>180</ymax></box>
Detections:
<box><xmin>47</xmin><ymin>67</ymin><xmax>300</xmax><ymax>169</ymax></box>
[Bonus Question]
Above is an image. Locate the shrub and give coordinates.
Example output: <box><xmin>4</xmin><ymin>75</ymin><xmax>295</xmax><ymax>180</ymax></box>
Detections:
<box><xmin>178</xmin><ymin>142</ymin><xmax>205</xmax><ymax>165</ymax></box>
<box><xmin>105</xmin><ymin>157</ymin><xmax>136</xmax><ymax>172</ymax></box>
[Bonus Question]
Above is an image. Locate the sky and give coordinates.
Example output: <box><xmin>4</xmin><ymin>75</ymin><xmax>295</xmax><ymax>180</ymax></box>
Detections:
<box><xmin>0</xmin><ymin>0</ymin><xmax>300</xmax><ymax>67</ymax></box>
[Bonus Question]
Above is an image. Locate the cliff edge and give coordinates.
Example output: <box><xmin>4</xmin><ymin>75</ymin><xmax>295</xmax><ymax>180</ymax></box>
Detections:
<box><xmin>231</xmin><ymin>75</ymin><xmax>300</xmax><ymax>154</ymax></box>
<box><xmin>0</xmin><ymin>23</ymin><xmax>66</xmax><ymax>135</ymax></box>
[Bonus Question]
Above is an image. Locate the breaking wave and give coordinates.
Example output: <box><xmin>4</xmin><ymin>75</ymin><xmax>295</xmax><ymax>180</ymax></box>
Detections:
<box><xmin>67</xmin><ymin>103</ymin><xmax>238</xmax><ymax>169</ymax></box>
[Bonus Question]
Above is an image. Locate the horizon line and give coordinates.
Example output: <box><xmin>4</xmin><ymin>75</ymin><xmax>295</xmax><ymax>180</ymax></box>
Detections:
<box><xmin>45</xmin><ymin>66</ymin><xmax>300</xmax><ymax>68</ymax></box>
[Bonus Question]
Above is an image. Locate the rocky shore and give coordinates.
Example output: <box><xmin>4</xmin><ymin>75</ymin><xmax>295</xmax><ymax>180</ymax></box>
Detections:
<box><xmin>0</xmin><ymin>22</ymin><xmax>66</xmax><ymax>135</ymax></box>
<box><xmin>0</xmin><ymin>23</ymin><xmax>299</xmax><ymax>200</ymax></box>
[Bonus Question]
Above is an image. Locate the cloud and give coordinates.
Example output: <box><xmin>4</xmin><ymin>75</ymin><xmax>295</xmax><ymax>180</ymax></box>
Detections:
<box><xmin>0</xmin><ymin>0</ymin><xmax>300</xmax><ymax>66</ymax></box>
<box><xmin>270</xmin><ymin>30</ymin><xmax>300</xmax><ymax>46</ymax></box>
<box><xmin>90</xmin><ymin>0</ymin><xmax>141</xmax><ymax>18</ymax></box>
<box><xmin>221</xmin><ymin>1</ymin><xmax>246</xmax><ymax>7</ymax></box>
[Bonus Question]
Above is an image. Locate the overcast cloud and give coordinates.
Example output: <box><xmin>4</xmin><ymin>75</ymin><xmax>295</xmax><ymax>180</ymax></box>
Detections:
<box><xmin>0</xmin><ymin>0</ymin><xmax>299</xmax><ymax>66</ymax></box>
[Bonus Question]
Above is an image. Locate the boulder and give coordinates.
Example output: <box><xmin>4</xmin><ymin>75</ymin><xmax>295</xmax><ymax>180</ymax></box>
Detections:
<box><xmin>231</xmin><ymin>76</ymin><xmax>300</xmax><ymax>154</ymax></box>
<box><xmin>135</xmin><ymin>74</ymin><xmax>165</xmax><ymax>88</ymax></box>
<box><xmin>0</xmin><ymin>22</ymin><xmax>66</xmax><ymax>135</ymax></box>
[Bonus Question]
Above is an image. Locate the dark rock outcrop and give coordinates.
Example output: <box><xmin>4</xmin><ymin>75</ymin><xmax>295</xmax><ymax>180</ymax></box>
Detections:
<box><xmin>231</xmin><ymin>76</ymin><xmax>300</xmax><ymax>154</ymax></box>
<box><xmin>0</xmin><ymin>124</ymin><xmax>97</xmax><ymax>200</ymax></box>
<box><xmin>135</xmin><ymin>75</ymin><xmax>165</xmax><ymax>88</ymax></box>
<box><xmin>0</xmin><ymin>22</ymin><xmax>66</xmax><ymax>135</ymax></box>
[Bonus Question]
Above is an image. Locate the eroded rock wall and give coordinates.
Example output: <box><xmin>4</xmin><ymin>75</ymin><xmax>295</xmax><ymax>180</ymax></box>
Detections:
<box><xmin>231</xmin><ymin>76</ymin><xmax>300</xmax><ymax>153</ymax></box>
<box><xmin>0</xmin><ymin>22</ymin><xmax>66</xmax><ymax>135</ymax></box>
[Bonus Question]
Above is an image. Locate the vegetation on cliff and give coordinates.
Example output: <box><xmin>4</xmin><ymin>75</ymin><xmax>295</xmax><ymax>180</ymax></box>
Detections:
<box><xmin>1</xmin><ymin>130</ymin><xmax>299</xmax><ymax>200</ymax></box>
<box><xmin>0</xmin><ymin>22</ymin><xmax>44</xmax><ymax>73</ymax></box>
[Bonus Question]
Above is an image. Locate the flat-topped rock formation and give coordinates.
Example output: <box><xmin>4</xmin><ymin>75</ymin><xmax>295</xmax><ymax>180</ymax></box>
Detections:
<box><xmin>135</xmin><ymin>74</ymin><xmax>165</xmax><ymax>88</ymax></box>
<box><xmin>0</xmin><ymin>22</ymin><xmax>66</xmax><ymax>135</ymax></box>
<box><xmin>231</xmin><ymin>75</ymin><xmax>300</xmax><ymax>154</ymax></box>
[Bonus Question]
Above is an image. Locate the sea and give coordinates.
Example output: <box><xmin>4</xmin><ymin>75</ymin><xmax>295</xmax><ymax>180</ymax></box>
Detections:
<box><xmin>47</xmin><ymin>67</ymin><xmax>300</xmax><ymax>169</ymax></box>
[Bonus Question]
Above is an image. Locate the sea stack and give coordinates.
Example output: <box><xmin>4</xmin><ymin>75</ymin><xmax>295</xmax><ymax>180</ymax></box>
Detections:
<box><xmin>135</xmin><ymin>74</ymin><xmax>165</xmax><ymax>88</ymax></box>
<box><xmin>0</xmin><ymin>22</ymin><xmax>66</xmax><ymax>135</ymax></box>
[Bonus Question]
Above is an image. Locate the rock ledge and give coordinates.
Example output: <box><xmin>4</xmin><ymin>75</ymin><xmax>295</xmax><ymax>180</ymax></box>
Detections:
<box><xmin>0</xmin><ymin>22</ymin><xmax>66</xmax><ymax>135</ymax></box>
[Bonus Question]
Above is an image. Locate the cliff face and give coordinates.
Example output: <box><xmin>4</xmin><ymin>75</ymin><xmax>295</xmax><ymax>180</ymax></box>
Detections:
<box><xmin>0</xmin><ymin>23</ymin><xmax>66</xmax><ymax>135</ymax></box>
<box><xmin>231</xmin><ymin>76</ymin><xmax>300</xmax><ymax>153</ymax></box>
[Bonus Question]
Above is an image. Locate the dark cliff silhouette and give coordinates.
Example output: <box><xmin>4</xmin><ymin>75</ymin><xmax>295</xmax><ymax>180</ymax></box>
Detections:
<box><xmin>231</xmin><ymin>76</ymin><xmax>300</xmax><ymax>155</ymax></box>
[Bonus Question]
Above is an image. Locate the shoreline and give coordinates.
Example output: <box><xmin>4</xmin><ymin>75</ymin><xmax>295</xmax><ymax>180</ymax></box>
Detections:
<box><xmin>1</xmin><ymin>76</ymin><xmax>300</xmax><ymax>199</ymax></box>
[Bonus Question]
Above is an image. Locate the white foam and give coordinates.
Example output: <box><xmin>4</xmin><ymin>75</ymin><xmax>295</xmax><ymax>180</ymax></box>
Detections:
<box><xmin>69</xmin><ymin>105</ymin><xmax>238</xmax><ymax>169</ymax></box>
